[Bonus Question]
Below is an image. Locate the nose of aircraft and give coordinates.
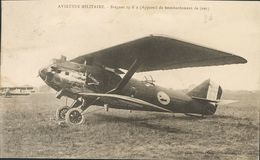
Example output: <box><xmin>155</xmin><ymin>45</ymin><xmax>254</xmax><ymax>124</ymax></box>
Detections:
<box><xmin>39</xmin><ymin>66</ymin><xmax>55</xmax><ymax>82</ymax></box>
<box><xmin>38</xmin><ymin>67</ymin><xmax>47</xmax><ymax>81</ymax></box>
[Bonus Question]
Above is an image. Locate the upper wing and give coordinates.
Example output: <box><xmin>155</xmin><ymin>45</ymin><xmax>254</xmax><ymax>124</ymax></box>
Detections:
<box><xmin>71</xmin><ymin>35</ymin><xmax>247</xmax><ymax>72</ymax></box>
<box><xmin>78</xmin><ymin>92</ymin><xmax>172</xmax><ymax>112</ymax></box>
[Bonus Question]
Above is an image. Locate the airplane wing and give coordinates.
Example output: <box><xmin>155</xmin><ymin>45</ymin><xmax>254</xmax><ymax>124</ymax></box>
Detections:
<box><xmin>71</xmin><ymin>35</ymin><xmax>247</xmax><ymax>72</ymax></box>
<box><xmin>78</xmin><ymin>92</ymin><xmax>172</xmax><ymax>112</ymax></box>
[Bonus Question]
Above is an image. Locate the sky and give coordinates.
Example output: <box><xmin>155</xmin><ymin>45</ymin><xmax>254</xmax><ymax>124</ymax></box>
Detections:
<box><xmin>1</xmin><ymin>0</ymin><xmax>260</xmax><ymax>90</ymax></box>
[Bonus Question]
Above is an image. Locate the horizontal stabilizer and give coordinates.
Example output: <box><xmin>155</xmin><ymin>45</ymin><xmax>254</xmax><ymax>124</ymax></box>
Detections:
<box><xmin>192</xmin><ymin>96</ymin><xmax>219</xmax><ymax>103</ymax></box>
<box><xmin>192</xmin><ymin>96</ymin><xmax>237</xmax><ymax>105</ymax></box>
<box><xmin>217</xmin><ymin>100</ymin><xmax>238</xmax><ymax>105</ymax></box>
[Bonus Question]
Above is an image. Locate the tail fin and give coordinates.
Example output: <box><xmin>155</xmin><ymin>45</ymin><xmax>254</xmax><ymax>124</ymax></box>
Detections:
<box><xmin>187</xmin><ymin>79</ymin><xmax>222</xmax><ymax>101</ymax></box>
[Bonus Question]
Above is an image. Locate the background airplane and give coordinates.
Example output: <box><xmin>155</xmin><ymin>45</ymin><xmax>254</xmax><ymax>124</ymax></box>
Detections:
<box><xmin>0</xmin><ymin>86</ymin><xmax>35</xmax><ymax>97</ymax></box>
<box><xmin>38</xmin><ymin>35</ymin><xmax>247</xmax><ymax>125</ymax></box>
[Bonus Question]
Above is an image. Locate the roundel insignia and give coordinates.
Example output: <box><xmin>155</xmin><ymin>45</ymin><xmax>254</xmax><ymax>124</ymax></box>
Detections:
<box><xmin>157</xmin><ymin>91</ymin><xmax>170</xmax><ymax>105</ymax></box>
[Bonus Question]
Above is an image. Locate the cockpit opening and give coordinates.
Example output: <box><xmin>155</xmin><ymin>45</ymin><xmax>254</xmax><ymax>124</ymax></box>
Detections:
<box><xmin>143</xmin><ymin>75</ymin><xmax>155</xmax><ymax>86</ymax></box>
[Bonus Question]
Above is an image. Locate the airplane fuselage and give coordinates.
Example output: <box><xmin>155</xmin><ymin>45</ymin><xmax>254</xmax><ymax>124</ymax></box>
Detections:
<box><xmin>39</xmin><ymin>60</ymin><xmax>217</xmax><ymax>115</ymax></box>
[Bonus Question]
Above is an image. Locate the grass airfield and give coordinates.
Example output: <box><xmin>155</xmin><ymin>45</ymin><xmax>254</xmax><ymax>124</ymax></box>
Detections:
<box><xmin>0</xmin><ymin>91</ymin><xmax>259</xmax><ymax>159</ymax></box>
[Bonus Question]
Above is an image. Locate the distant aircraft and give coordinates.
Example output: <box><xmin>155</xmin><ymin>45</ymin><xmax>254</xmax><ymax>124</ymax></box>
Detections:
<box><xmin>38</xmin><ymin>35</ymin><xmax>247</xmax><ymax>125</ymax></box>
<box><xmin>0</xmin><ymin>86</ymin><xmax>35</xmax><ymax>97</ymax></box>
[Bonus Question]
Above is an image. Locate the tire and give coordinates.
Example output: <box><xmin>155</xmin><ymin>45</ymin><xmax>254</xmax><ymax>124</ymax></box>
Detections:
<box><xmin>65</xmin><ymin>108</ymin><xmax>85</xmax><ymax>125</ymax></box>
<box><xmin>56</xmin><ymin>106</ymin><xmax>70</xmax><ymax>120</ymax></box>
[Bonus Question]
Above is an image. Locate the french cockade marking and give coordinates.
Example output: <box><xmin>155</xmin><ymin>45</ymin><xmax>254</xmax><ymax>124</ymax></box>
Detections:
<box><xmin>157</xmin><ymin>91</ymin><xmax>170</xmax><ymax>105</ymax></box>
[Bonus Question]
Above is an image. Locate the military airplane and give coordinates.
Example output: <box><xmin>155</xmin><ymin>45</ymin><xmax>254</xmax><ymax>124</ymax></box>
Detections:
<box><xmin>0</xmin><ymin>86</ymin><xmax>35</xmax><ymax>97</ymax></box>
<box><xmin>38</xmin><ymin>35</ymin><xmax>247</xmax><ymax>125</ymax></box>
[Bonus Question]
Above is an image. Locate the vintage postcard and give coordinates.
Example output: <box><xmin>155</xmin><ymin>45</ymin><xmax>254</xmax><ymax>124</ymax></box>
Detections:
<box><xmin>1</xmin><ymin>0</ymin><xmax>259</xmax><ymax>159</ymax></box>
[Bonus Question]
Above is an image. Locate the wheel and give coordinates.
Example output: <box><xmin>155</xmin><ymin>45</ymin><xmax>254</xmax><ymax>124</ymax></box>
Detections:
<box><xmin>65</xmin><ymin>108</ymin><xmax>85</xmax><ymax>125</ymax></box>
<box><xmin>56</xmin><ymin>106</ymin><xmax>70</xmax><ymax>120</ymax></box>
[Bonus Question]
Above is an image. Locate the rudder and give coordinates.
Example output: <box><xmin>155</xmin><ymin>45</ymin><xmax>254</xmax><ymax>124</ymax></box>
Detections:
<box><xmin>187</xmin><ymin>79</ymin><xmax>222</xmax><ymax>101</ymax></box>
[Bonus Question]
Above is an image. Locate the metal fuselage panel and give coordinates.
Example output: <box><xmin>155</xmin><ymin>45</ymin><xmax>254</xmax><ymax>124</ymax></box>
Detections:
<box><xmin>39</xmin><ymin>62</ymin><xmax>217</xmax><ymax>115</ymax></box>
<box><xmin>117</xmin><ymin>79</ymin><xmax>217</xmax><ymax>115</ymax></box>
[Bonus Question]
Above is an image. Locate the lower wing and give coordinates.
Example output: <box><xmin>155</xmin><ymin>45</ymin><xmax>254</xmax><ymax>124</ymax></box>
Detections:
<box><xmin>78</xmin><ymin>92</ymin><xmax>172</xmax><ymax>112</ymax></box>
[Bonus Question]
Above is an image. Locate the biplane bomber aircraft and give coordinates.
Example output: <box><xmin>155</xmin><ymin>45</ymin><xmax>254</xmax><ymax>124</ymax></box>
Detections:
<box><xmin>38</xmin><ymin>35</ymin><xmax>247</xmax><ymax>125</ymax></box>
<box><xmin>0</xmin><ymin>86</ymin><xmax>35</xmax><ymax>97</ymax></box>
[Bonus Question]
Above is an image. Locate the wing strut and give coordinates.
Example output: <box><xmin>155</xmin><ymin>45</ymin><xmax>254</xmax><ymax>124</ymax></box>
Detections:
<box><xmin>109</xmin><ymin>59</ymin><xmax>142</xmax><ymax>93</ymax></box>
<box><xmin>79</xmin><ymin>59</ymin><xmax>142</xmax><ymax>111</ymax></box>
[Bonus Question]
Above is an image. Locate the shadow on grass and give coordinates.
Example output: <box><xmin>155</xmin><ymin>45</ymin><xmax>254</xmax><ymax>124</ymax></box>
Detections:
<box><xmin>92</xmin><ymin>113</ymin><xmax>193</xmax><ymax>134</ymax></box>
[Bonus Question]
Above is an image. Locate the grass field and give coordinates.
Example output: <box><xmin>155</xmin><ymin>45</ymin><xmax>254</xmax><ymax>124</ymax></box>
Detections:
<box><xmin>0</xmin><ymin>91</ymin><xmax>259</xmax><ymax>159</ymax></box>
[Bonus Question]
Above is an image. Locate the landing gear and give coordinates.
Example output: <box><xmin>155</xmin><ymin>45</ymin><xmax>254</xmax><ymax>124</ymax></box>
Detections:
<box><xmin>56</xmin><ymin>99</ymin><xmax>83</xmax><ymax>120</ymax></box>
<box><xmin>56</xmin><ymin>106</ymin><xmax>70</xmax><ymax>120</ymax></box>
<box><xmin>65</xmin><ymin>108</ymin><xmax>85</xmax><ymax>125</ymax></box>
<box><xmin>56</xmin><ymin>97</ymin><xmax>94</xmax><ymax>125</ymax></box>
